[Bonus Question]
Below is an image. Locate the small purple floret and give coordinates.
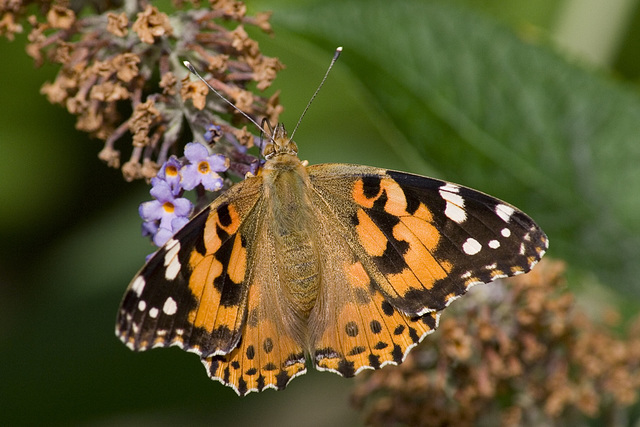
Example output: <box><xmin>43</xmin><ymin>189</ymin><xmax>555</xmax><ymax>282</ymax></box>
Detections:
<box><xmin>156</xmin><ymin>155</ymin><xmax>183</xmax><ymax>196</ymax></box>
<box><xmin>180</xmin><ymin>142</ymin><xmax>228</xmax><ymax>191</ymax></box>
<box><xmin>139</xmin><ymin>177</ymin><xmax>193</xmax><ymax>247</ymax></box>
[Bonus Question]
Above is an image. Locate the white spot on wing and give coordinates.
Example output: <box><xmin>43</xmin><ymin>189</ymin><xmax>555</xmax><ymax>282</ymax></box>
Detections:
<box><xmin>131</xmin><ymin>276</ymin><xmax>146</xmax><ymax>296</ymax></box>
<box><xmin>149</xmin><ymin>307</ymin><xmax>159</xmax><ymax>318</ymax></box>
<box><xmin>163</xmin><ymin>296</ymin><xmax>178</xmax><ymax>315</ymax></box>
<box><xmin>137</xmin><ymin>300</ymin><xmax>146</xmax><ymax>311</ymax></box>
<box><xmin>441</xmin><ymin>183</ymin><xmax>460</xmax><ymax>193</ymax></box>
<box><xmin>496</xmin><ymin>204</ymin><xmax>515</xmax><ymax>223</ymax></box>
<box><xmin>164</xmin><ymin>238</ymin><xmax>182</xmax><ymax>280</ymax></box>
<box><xmin>501</xmin><ymin>228</ymin><xmax>511</xmax><ymax>238</ymax></box>
<box><xmin>462</xmin><ymin>238</ymin><xmax>482</xmax><ymax>255</ymax></box>
<box><xmin>439</xmin><ymin>184</ymin><xmax>466</xmax><ymax>223</ymax></box>
<box><xmin>488</xmin><ymin>239</ymin><xmax>500</xmax><ymax>249</ymax></box>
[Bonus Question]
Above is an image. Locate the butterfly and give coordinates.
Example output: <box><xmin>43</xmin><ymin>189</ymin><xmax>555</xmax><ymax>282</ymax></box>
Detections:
<box><xmin>116</xmin><ymin>120</ymin><xmax>548</xmax><ymax>396</ymax></box>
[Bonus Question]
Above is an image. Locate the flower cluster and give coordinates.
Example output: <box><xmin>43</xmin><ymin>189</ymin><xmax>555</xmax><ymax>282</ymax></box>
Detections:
<box><xmin>351</xmin><ymin>259</ymin><xmax>640</xmax><ymax>426</ymax></box>
<box><xmin>139</xmin><ymin>137</ymin><xmax>232</xmax><ymax>248</ymax></box>
<box><xmin>2</xmin><ymin>0</ymin><xmax>283</xmax><ymax>181</ymax></box>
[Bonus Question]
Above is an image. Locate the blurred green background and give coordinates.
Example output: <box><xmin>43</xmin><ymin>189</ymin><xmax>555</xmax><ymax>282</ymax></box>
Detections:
<box><xmin>2</xmin><ymin>0</ymin><xmax>640</xmax><ymax>424</ymax></box>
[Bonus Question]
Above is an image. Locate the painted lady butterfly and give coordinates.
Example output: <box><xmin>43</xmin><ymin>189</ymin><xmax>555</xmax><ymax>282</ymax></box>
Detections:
<box><xmin>116</xmin><ymin>121</ymin><xmax>547</xmax><ymax>395</ymax></box>
<box><xmin>116</xmin><ymin>50</ymin><xmax>548</xmax><ymax>396</ymax></box>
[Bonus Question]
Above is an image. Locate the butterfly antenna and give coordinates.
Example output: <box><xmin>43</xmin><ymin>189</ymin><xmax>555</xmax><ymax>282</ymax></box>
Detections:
<box><xmin>290</xmin><ymin>46</ymin><xmax>343</xmax><ymax>140</ymax></box>
<box><xmin>183</xmin><ymin>60</ymin><xmax>266</xmax><ymax>135</ymax></box>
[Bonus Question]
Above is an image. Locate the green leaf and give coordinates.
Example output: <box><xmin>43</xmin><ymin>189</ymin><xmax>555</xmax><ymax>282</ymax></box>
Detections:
<box><xmin>272</xmin><ymin>0</ymin><xmax>640</xmax><ymax>296</ymax></box>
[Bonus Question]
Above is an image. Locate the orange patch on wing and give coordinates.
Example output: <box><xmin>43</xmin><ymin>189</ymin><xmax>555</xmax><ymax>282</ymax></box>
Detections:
<box><xmin>412</xmin><ymin>202</ymin><xmax>434</xmax><ymax>223</ymax></box>
<box><xmin>204</xmin><ymin>204</ymin><xmax>242</xmax><ymax>254</ymax></box>
<box><xmin>213</xmin><ymin>304</ymin><xmax>243</xmax><ymax>332</ymax></box>
<box><xmin>400</xmin><ymin>216</ymin><xmax>439</xmax><ymax>252</ymax></box>
<box><xmin>352</xmin><ymin>178</ymin><xmax>381</xmax><ymax>208</ymax></box>
<box><xmin>392</xmin><ymin>221</ymin><xmax>450</xmax><ymax>290</ymax></box>
<box><xmin>187</xmin><ymin>256</ymin><xmax>222</xmax><ymax>333</ymax></box>
<box><xmin>387</xmin><ymin>268</ymin><xmax>422</xmax><ymax>295</ymax></box>
<box><xmin>379</xmin><ymin>178</ymin><xmax>408</xmax><ymax>216</ymax></box>
<box><xmin>356</xmin><ymin>209</ymin><xmax>387</xmax><ymax>257</ymax></box>
<box><xmin>227</xmin><ymin>233</ymin><xmax>247</xmax><ymax>284</ymax></box>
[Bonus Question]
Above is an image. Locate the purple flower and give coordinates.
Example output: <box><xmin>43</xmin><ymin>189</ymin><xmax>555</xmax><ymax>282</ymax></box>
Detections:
<box><xmin>156</xmin><ymin>155</ymin><xmax>183</xmax><ymax>196</ymax></box>
<box><xmin>139</xmin><ymin>177</ymin><xmax>193</xmax><ymax>246</ymax></box>
<box><xmin>180</xmin><ymin>142</ymin><xmax>229</xmax><ymax>191</ymax></box>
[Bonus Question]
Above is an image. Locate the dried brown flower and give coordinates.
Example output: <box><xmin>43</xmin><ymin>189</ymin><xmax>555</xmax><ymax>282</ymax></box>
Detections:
<box><xmin>132</xmin><ymin>5</ymin><xmax>172</xmax><ymax>44</ymax></box>
<box><xmin>6</xmin><ymin>1</ymin><xmax>283</xmax><ymax>181</ymax></box>
<box><xmin>106</xmin><ymin>11</ymin><xmax>128</xmax><ymax>37</ymax></box>
<box><xmin>352</xmin><ymin>259</ymin><xmax>640</xmax><ymax>426</ymax></box>
<box><xmin>0</xmin><ymin>10</ymin><xmax>22</xmax><ymax>40</ymax></box>
<box><xmin>46</xmin><ymin>5</ymin><xmax>74</xmax><ymax>30</ymax></box>
<box><xmin>180</xmin><ymin>77</ymin><xmax>209</xmax><ymax>111</ymax></box>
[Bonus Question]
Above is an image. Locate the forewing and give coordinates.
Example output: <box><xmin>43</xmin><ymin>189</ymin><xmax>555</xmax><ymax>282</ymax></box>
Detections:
<box><xmin>116</xmin><ymin>177</ymin><xmax>263</xmax><ymax>358</ymax></box>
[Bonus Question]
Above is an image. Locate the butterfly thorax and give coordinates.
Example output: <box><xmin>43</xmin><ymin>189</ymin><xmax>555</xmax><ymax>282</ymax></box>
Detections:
<box><xmin>262</xmin><ymin>125</ymin><xmax>320</xmax><ymax>327</ymax></box>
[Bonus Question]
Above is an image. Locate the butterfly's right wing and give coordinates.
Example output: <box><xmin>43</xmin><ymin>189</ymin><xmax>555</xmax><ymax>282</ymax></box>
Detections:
<box><xmin>308</xmin><ymin>163</ymin><xmax>547</xmax><ymax>316</ymax></box>
<box><xmin>305</xmin><ymin>163</ymin><xmax>547</xmax><ymax>377</ymax></box>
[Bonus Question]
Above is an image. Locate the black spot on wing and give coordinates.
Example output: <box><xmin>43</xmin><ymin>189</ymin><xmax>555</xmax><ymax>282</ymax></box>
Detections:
<box><xmin>337</xmin><ymin>359</ymin><xmax>356</xmax><ymax>377</ymax></box>
<box><xmin>191</xmin><ymin>206</ymin><xmax>210</xmax><ymax>256</ymax></box>
<box><xmin>246</xmin><ymin>345</ymin><xmax>255</xmax><ymax>360</ymax></box>
<box><xmin>345</xmin><ymin>321</ymin><xmax>359</xmax><ymax>337</ymax></box>
<box><xmin>374</xmin><ymin>341</ymin><xmax>388</xmax><ymax>350</ymax></box>
<box><xmin>217</xmin><ymin>203</ymin><xmax>232</xmax><ymax>227</ymax></box>
<box><xmin>392</xmin><ymin>344</ymin><xmax>403</xmax><ymax>364</ymax></box>
<box><xmin>370</xmin><ymin>320</ymin><xmax>382</xmax><ymax>334</ymax></box>
<box><xmin>381</xmin><ymin>300</ymin><xmax>394</xmax><ymax>317</ymax></box>
<box><xmin>361</xmin><ymin>175</ymin><xmax>381</xmax><ymax>199</ymax></box>
<box><xmin>236</xmin><ymin>377</ymin><xmax>248</xmax><ymax>396</ymax></box>
<box><xmin>348</xmin><ymin>346</ymin><xmax>366</xmax><ymax>356</ymax></box>
<box><xmin>213</xmin><ymin>232</ymin><xmax>245</xmax><ymax>308</ymax></box>
<box><xmin>276</xmin><ymin>370</ymin><xmax>291</xmax><ymax>389</ymax></box>
<box><xmin>263</xmin><ymin>338</ymin><xmax>274</xmax><ymax>354</ymax></box>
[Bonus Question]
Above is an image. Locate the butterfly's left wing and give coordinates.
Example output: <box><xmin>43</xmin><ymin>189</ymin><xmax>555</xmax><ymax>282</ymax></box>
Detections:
<box><xmin>116</xmin><ymin>177</ymin><xmax>264</xmax><ymax>358</ymax></box>
<box><xmin>117</xmin><ymin>175</ymin><xmax>308</xmax><ymax>396</ymax></box>
<box><xmin>306</xmin><ymin>163</ymin><xmax>547</xmax><ymax>375</ymax></box>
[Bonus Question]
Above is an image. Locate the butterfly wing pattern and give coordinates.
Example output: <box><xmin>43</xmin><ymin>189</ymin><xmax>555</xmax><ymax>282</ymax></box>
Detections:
<box><xmin>116</xmin><ymin>125</ymin><xmax>548</xmax><ymax>396</ymax></box>
<box><xmin>306</xmin><ymin>163</ymin><xmax>547</xmax><ymax>376</ymax></box>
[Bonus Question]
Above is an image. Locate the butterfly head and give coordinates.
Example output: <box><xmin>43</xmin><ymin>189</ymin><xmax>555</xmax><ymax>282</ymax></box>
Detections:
<box><xmin>263</xmin><ymin>123</ymin><xmax>298</xmax><ymax>160</ymax></box>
